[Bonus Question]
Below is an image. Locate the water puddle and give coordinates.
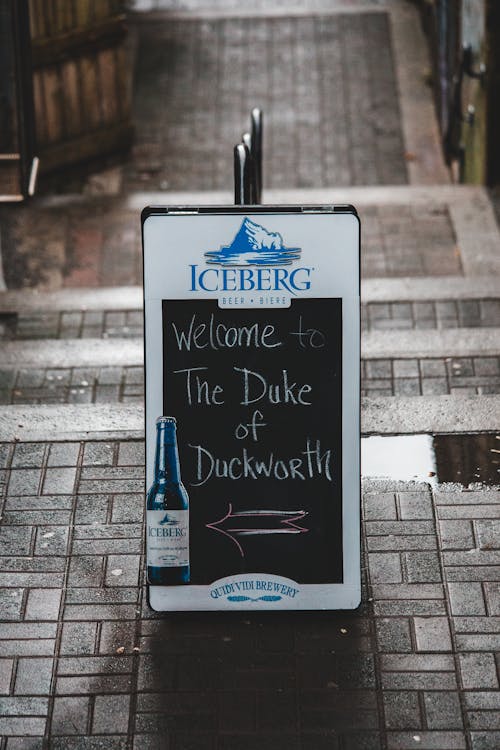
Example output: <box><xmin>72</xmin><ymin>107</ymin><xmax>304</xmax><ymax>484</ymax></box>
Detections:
<box><xmin>362</xmin><ymin>433</ymin><xmax>500</xmax><ymax>486</ymax></box>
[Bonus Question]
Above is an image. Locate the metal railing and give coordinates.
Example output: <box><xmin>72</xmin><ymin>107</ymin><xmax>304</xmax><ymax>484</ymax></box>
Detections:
<box><xmin>234</xmin><ymin>108</ymin><xmax>263</xmax><ymax>205</ymax></box>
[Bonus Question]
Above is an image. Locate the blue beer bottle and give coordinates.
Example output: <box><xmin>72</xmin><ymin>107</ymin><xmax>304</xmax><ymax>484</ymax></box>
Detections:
<box><xmin>147</xmin><ymin>417</ymin><xmax>190</xmax><ymax>585</ymax></box>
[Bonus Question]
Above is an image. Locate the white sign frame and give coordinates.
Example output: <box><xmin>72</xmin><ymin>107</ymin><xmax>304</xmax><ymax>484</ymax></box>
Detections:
<box><xmin>142</xmin><ymin>205</ymin><xmax>360</xmax><ymax>611</ymax></box>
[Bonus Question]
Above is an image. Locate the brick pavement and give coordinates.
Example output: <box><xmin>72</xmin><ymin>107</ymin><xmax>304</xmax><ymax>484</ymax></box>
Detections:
<box><xmin>0</xmin><ymin>366</ymin><xmax>143</xmax><ymax>406</ymax></box>
<box><xmin>1</xmin><ymin>297</ymin><xmax>499</xmax><ymax>343</ymax></box>
<box><xmin>362</xmin><ymin>300</ymin><xmax>500</xmax><ymax>332</ymax></box>
<box><xmin>0</xmin><ymin>439</ymin><xmax>499</xmax><ymax>748</ymax></box>
<box><xmin>0</xmin><ymin>197</ymin><xmax>465</xmax><ymax>289</ymax></box>
<box><xmin>128</xmin><ymin>12</ymin><xmax>407</xmax><ymax>193</ymax></box>
<box><xmin>362</xmin><ymin>356</ymin><xmax>500</xmax><ymax>397</ymax></box>
<box><xmin>1</xmin><ymin>356</ymin><xmax>500</xmax><ymax>406</ymax></box>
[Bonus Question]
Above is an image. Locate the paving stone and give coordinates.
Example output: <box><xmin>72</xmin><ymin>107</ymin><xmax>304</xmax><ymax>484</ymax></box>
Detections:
<box><xmin>423</xmin><ymin>691</ymin><xmax>463</xmax><ymax>730</ymax></box>
<box><xmin>381</xmin><ymin>672</ymin><xmax>458</xmax><ymax>691</ymax></box>
<box><xmin>118</xmin><ymin>442</ymin><xmax>145</xmax><ymax>466</ymax></box>
<box><xmin>65</xmin><ymin>588</ymin><xmax>137</xmax><ymax>605</ymax></box>
<box><xmin>0</xmin><ymin>697</ymin><xmax>49</xmax><ymax>716</ymax></box>
<box><xmin>50</xmin><ymin>739</ymin><xmax>128</xmax><ymax>749</ymax></box>
<box><xmin>11</xmin><ymin>444</ymin><xmax>45</xmax><ymax>469</ymax></box>
<box><xmin>484</xmin><ymin>583</ymin><xmax>500</xmax><ymax>615</ymax></box>
<box><xmin>475</xmin><ymin>520</ymin><xmax>500</xmax><ymax>550</ymax></box>
<box><xmin>0</xmin><ymin>527</ymin><xmax>33</xmax><ymax>556</ymax></box>
<box><xmin>93</xmin><ymin>694</ymin><xmax>131</xmax><ymax>734</ymax></box>
<box><xmin>382</xmin><ymin>691</ymin><xmax>421</xmax><ymax>731</ymax></box>
<box><xmin>82</xmin><ymin>442</ymin><xmax>115</xmax><ymax>467</ymax></box>
<box><xmin>392</xmin><ymin>360</ymin><xmax>420</xmax><ymax>378</ymax></box>
<box><xmin>420</xmin><ymin>359</ymin><xmax>448</xmax><ymax>377</ymax></box>
<box><xmin>386</xmin><ymin>731</ymin><xmax>466</xmax><ymax>749</ymax></box>
<box><xmin>0</xmin><ymin>716</ymin><xmax>47</xmax><ymax>736</ymax></box>
<box><xmin>397</xmin><ymin>490</ymin><xmax>433</xmax><ymax>520</ymax></box>
<box><xmin>447</xmin><ymin>582</ymin><xmax>486</xmax><ymax>616</ymax></box>
<box><xmin>7</xmin><ymin>469</ymin><xmax>41</xmax><ymax>496</ymax></box>
<box><xmin>375</xmin><ymin>619</ymin><xmax>418</xmax><ymax>655</ymax></box>
<box><xmin>25</xmin><ymin>589</ymin><xmax>62</xmax><ymax>621</ymax></box>
<box><xmin>439</xmin><ymin>520</ymin><xmax>475</xmax><ymax>550</ymax></box>
<box><xmin>368</xmin><ymin>553</ymin><xmax>402</xmax><ymax>584</ymax></box>
<box><xmin>67</xmin><ymin>556</ymin><xmax>105</xmax><ymax>587</ymax></box>
<box><xmin>5</xmin><ymin>739</ymin><xmax>45</xmax><ymax>749</ymax></box>
<box><xmin>365</xmin><ymin>360</ymin><xmax>392</xmax><ymax>379</ymax></box>
<box><xmin>14</xmin><ymin>658</ymin><xmax>53</xmax><ymax>696</ymax></box>
<box><xmin>470</xmin><ymin>731</ymin><xmax>500</xmax><ymax>750</ymax></box>
<box><xmin>0</xmin><ymin>658</ymin><xmax>14</xmax><ymax>695</ymax></box>
<box><xmin>413</xmin><ymin>618</ymin><xmax>452</xmax><ymax>652</ymax></box>
<box><xmin>468</xmin><ymin>712</ymin><xmax>500</xmax><ymax>730</ymax></box>
<box><xmin>34</xmin><ymin>526</ymin><xmax>69</xmax><ymax>556</ymax></box>
<box><xmin>459</xmin><ymin>653</ymin><xmax>499</xmax><ymax>688</ymax></box>
<box><xmin>404</xmin><ymin>552</ymin><xmax>442</xmax><ymax>583</ymax></box>
<box><xmin>111</xmin><ymin>494</ymin><xmax>144</xmax><ymax>524</ymax></box>
<box><xmin>99</xmin><ymin>621</ymin><xmax>137</xmax><ymax>655</ymax></box>
<box><xmin>0</xmin><ymin>588</ymin><xmax>24</xmax><ymax>621</ymax></box>
<box><xmin>42</xmin><ymin>467</ymin><xmax>77</xmax><ymax>495</ymax></box>
<box><xmin>105</xmin><ymin>555</ymin><xmax>141</xmax><ymax>587</ymax></box>
<box><xmin>51</xmin><ymin>696</ymin><xmax>90</xmax><ymax>735</ymax></box>
<box><xmin>64</xmin><ymin>604</ymin><xmax>138</xmax><ymax>621</ymax></box>
<box><xmin>60</xmin><ymin>622</ymin><xmax>98</xmax><ymax>656</ymax></box>
<box><xmin>380</xmin><ymin>654</ymin><xmax>455</xmax><ymax>672</ymax></box>
<box><xmin>74</xmin><ymin>494</ymin><xmax>110</xmax><ymax>525</ymax></box>
<box><xmin>374</xmin><ymin>600</ymin><xmax>447</xmax><ymax>617</ymax></box>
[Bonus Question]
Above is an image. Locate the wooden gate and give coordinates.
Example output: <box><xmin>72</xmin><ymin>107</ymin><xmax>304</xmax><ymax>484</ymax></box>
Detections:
<box><xmin>29</xmin><ymin>0</ymin><xmax>134</xmax><ymax>174</ymax></box>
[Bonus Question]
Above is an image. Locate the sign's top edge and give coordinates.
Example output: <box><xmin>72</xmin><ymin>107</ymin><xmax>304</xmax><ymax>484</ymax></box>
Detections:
<box><xmin>141</xmin><ymin>204</ymin><xmax>358</xmax><ymax>224</ymax></box>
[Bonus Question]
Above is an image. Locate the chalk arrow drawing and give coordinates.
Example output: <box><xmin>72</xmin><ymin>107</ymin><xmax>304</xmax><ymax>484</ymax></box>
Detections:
<box><xmin>206</xmin><ymin>503</ymin><xmax>308</xmax><ymax>557</ymax></box>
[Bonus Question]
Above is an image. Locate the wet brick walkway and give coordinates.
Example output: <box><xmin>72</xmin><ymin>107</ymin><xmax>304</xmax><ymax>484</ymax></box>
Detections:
<box><xmin>128</xmin><ymin>12</ymin><xmax>407</xmax><ymax>192</ymax></box>
<box><xmin>0</xmin><ymin>200</ymin><xmax>460</xmax><ymax>289</ymax></box>
<box><xmin>0</xmin><ymin>366</ymin><xmax>143</xmax><ymax>406</ymax></box>
<box><xmin>0</xmin><ymin>311</ymin><xmax>143</xmax><ymax>342</ymax></box>
<box><xmin>1</xmin><ymin>357</ymin><xmax>500</xmax><ymax>406</ymax></box>
<box><xmin>362</xmin><ymin>300</ymin><xmax>500</xmax><ymax>332</ymax></box>
<box><xmin>362</xmin><ymin>357</ymin><xmax>500</xmax><ymax>397</ymax></box>
<box><xmin>0</xmin><ymin>439</ymin><xmax>499</xmax><ymax>747</ymax></box>
<box><xmin>2</xmin><ymin>299</ymin><xmax>499</xmax><ymax>343</ymax></box>
<box><xmin>361</xmin><ymin>204</ymin><xmax>461</xmax><ymax>278</ymax></box>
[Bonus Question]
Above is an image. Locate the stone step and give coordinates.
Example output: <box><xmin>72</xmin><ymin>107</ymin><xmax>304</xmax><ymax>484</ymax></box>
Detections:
<box><xmin>1</xmin><ymin>278</ymin><xmax>499</xmax><ymax>318</ymax></box>
<box><xmin>1</xmin><ymin>328</ymin><xmax>499</xmax><ymax>369</ymax></box>
<box><xmin>0</xmin><ymin>287</ymin><xmax>142</xmax><ymax>313</ymax></box>
<box><xmin>0</xmin><ymin>395</ymin><xmax>498</xmax><ymax>441</ymax></box>
<box><xmin>130</xmin><ymin>184</ymin><xmax>500</xmax><ymax>276</ymax></box>
<box><xmin>0</xmin><ymin>339</ymin><xmax>143</xmax><ymax>369</ymax></box>
<box><xmin>126</xmin><ymin>183</ymin><xmax>493</xmax><ymax>208</ymax></box>
<box><xmin>1</xmin><ymin>355</ymin><xmax>499</xmax><ymax>405</ymax></box>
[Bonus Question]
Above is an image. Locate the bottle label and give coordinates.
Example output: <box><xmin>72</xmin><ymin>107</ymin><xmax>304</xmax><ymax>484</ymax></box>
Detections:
<box><xmin>147</xmin><ymin>510</ymin><xmax>189</xmax><ymax>567</ymax></box>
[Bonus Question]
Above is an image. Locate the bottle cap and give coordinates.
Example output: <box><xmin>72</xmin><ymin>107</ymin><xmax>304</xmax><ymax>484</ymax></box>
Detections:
<box><xmin>156</xmin><ymin>416</ymin><xmax>176</xmax><ymax>425</ymax></box>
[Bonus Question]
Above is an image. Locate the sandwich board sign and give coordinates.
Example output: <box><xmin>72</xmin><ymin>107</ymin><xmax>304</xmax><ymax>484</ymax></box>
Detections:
<box><xmin>142</xmin><ymin>205</ymin><xmax>360</xmax><ymax>611</ymax></box>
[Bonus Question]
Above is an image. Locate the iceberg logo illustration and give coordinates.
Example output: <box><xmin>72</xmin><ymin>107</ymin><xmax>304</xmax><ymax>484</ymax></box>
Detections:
<box><xmin>159</xmin><ymin>513</ymin><xmax>179</xmax><ymax>526</ymax></box>
<box><xmin>204</xmin><ymin>218</ymin><xmax>301</xmax><ymax>266</ymax></box>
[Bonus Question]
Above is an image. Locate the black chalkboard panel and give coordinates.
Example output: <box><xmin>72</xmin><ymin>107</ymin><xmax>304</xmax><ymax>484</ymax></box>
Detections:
<box><xmin>163</xmin><ymin>298</ymin><xmax>342</xmax><ymax>585</ymax></box>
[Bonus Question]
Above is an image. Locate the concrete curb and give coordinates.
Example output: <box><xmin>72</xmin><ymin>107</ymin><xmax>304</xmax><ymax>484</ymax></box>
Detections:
<box><xmin>1</xmin><ymin>328</ymin><xmax>499</xmax><ymax>367</ymax></box>
<box><xmin>0</xmin><ymin>339</ymin><xmax>144</xmax><ymax>368</ymax></box>
<box><xmin>0</xmin><ymin>287</ymin><xmax>143</xmax><ymax>313</ymax></box>
<box><xmin>1</xmin><ymin>396</ymin><xmax>498</xmax><ymax>441</ymax></box>
<box><xmin>1</xmin><ymin>277</ymin><xmax>499</xmax><ymax>314</ymax></box>
<box><xmin>362</xmin><ymin>328</ymin><xmax>500</xmax><ymax>359</ymax></box>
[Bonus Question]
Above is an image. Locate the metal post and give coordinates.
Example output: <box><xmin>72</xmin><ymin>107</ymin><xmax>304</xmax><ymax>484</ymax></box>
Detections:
<box><xmin>250</xmin><ymin>108</ymin><xmax>262</xmax><ymax>203</ymax></box>
<box><xmin>242</xmin><ymin>132</ymin><xmax>256</xmax><ymax>204</ymax></box>
<box><xmin>234</xmin><ymin>143</ymin><xmax>252</xmax><ymax>205</ymax></box>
